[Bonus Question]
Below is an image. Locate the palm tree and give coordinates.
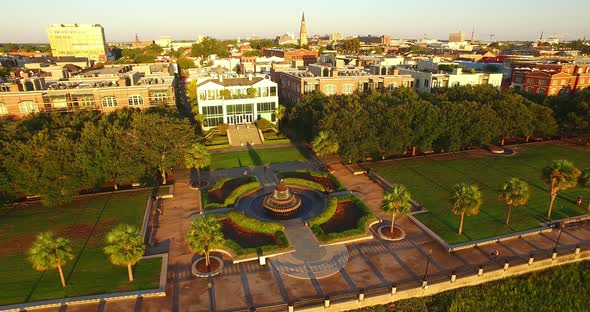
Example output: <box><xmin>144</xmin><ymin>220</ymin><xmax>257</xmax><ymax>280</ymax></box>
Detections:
<box><xmin>580</xmin><ymin>168</ymin><xmax>590</xmax><ymax>211</ymax></box>
<box><xmin>275</xmin><ymin>105</ymin><xmax>286</xmax><ymax>129</ymax></box>
<box><xmin>450</xmin><ymin>183</ymin><xmax>482</xmax><ymax>235</ymax></box>
<box><xmin>498</xmin><ymin>178</ymin><xmax>530</xmax><ymax>225</ymax></box>
<box><xmin>311</xmin><ymin>131</ymin><xmax>339</xmax><ymax>156</ymax></box>
<box><xmin>542</xmin><ymin>160</ymin><xmax>581</xmax><ymax>219</ymax></box>
<box><xmin>103</xmin><ymin>224</ymin><xmax>145</xmax><ymax>282</ymax></box>
<box><xmin>185</xmin><ymin>143</ymin><xmax>210</xmax><ymax>187</ymax></box>
<box><xmin>28</xmin><ymin>232</ymin><xmax>74</xmax><ymax>288</ymax></box>
<box><xmin>380</xmin><ymin>184</ymin><xmax>412</xmax><ymax>234</ymax></box>
<box><xmin>186</xmin><ymin>216</ymin><xmax>224</xmax><ymax>266</ymax></box>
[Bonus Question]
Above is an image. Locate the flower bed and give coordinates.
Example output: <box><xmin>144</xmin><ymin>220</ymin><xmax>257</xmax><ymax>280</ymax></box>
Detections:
<box><xmin>202</xmin><ymin>176</ymin><xmax>261</xmax><ymax>210</ymax></box>
<box><xmin>213</xmin><ymin>211</ymin><xmax>289</xmax><ymax>257</ymax></box>
<box><xmin>310</xmin><ymin>195</ymin><xmax>376</xmax><ymax>243</ymax></box>
<box><xmin>277</xmin><ymin>170</ymin><xmax>346</xmax><ymax>193</ymax></box>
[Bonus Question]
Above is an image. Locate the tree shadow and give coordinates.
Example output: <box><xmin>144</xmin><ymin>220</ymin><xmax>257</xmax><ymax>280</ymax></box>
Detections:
<box><xmin>246</xmin><ymin>144</ymin><xmax>263</xmax><ymax>166</ymax></box>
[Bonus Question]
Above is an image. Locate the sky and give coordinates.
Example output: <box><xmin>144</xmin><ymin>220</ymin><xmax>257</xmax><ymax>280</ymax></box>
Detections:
<box><xmin>1</xmin><ymin>0</ymin><xmax>589</xmax><ymax>43</ymax></box>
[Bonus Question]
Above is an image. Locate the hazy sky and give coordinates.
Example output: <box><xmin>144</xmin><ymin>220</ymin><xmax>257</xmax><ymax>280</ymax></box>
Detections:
<box><xmin>1</xmin><ymin>0</ymin><xmax>588</xmax><ymax>43</ymax></box>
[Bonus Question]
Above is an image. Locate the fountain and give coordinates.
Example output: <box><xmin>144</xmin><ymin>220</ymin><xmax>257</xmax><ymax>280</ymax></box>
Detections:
<box><xmin>263</xmin><ymin>180</ymin><xmax>302</xmax><ymax>218</ymax></box>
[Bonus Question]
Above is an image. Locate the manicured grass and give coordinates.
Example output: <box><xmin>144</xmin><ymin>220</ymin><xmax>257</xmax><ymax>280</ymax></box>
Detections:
<box><xmin>0</xmin><ymin>190</ymin><xmax>162</xmax><ymax>305</ymax></box>
<box><xmin>369</xmin><ymin>144</ymin><xmax>590</xmax><ymax>244</ymax></box>
<box><xmin>351</xmin><ymin>261</ymin><xmax>590</xmax><ymax>312</ymax></box>
<box><xmin>210</xmin><ymin>146</ymin><xmax>306</xmax><ymax>170</ymax></box>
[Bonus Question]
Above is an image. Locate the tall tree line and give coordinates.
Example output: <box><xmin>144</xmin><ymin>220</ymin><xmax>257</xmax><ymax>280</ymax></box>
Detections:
<box><xmin>0</xmin><ymin>108</ymin><xmax>198</xmax><ymax>206</ymax></box>
<box><xmin>288</xmin><ymin>85</ymin><xmax>562</xmax><ymax>163</ymax></box>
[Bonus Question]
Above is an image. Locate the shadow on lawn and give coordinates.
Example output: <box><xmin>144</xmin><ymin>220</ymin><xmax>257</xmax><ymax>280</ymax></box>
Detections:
<box><xmin>246</xmin><ymin>144</ymin><xmax>263</xmax><ymax>166</ymax></box>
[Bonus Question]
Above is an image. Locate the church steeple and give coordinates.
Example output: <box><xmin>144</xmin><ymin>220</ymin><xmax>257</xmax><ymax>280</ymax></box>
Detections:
<box><xmin>299</xmin><ymin>12</ymin><xmax>308</xmax><ymax>47</ymax></box>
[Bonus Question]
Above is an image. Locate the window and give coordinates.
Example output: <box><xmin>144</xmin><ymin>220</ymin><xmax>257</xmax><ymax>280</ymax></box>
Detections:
<box><xmin>270</xmin><ymin>86</ymin><xmax>277</xmax><ymax>96</ymax></box>
<box><xmin>342</xmin><ymin>84</ymin><xmax>354</xmax><ymax>95</ymax></box>
<box><xmin>0</xmin><ymin>102</ymin><xmax>7</xmax><ymax>115</ymax></box>
<box><xmin>581</xmin><ymin>79</ymin><xmax>586</xmax><ymax>84</ymax></box>
<box><xmin>526</xmin><ymin>87</ymin><xmax>534</xmax><ymax>94</ymax></box>
<box><xmin>527</xmin><ymin>78</ymin><xmax>535</xmax><ymax>84</ymax></box>
<box><xmin>150</xmin><ymin>92</ymin><xmax>168</xmax><ymax>105</ymax></box>
<box><xmin>128</xmin><ymin>95</ymin><xmax>143</xmax><ymax>106</ymax></box>
<box><xmin>324</xmin><ymin>84</ymin><xmax>336</xmax><ymax>95</ymax></box>
<box><xmin>424</xmin><ymin>80</ymin><xmax>429</xmax><ymax>88</ymax></box>
<box><xmin>256</xmin><ymin>102</ymin><xmax>276</xmax><ymax>113</ymax></box>
<box><xmin>73</xmin><ymin>95</ymin><xmax>95</xmax><ymax>108</ymax></box>
<box><xmin>201</xmin><ymin>105</ymin><xmax>223</xmax><ymax>127</ymax></box>
<box><xmin>304</xmin><ymin>84</ymin><xmax>316</xmax><ymax>94</ymax></box>
<box><xmin>18</xmin><ymin>101</ymin><xmax>38</xmax><ymax>114</ymax></box>
<box><xmin>561</xmin><ymin>80</ymin><xmax>566</xmax><ymax>85</ymax></box>
<box><xmin>415</xmin><ymin>79</ymin><xmax>420</xmax><ymax>88</ymax></box>
<box><xmin>101</xmin><ymin>96</ymin><xmax>118</xmax><ymax>108</ymax></box>
<box><xmin>388</xmin><ymin>82</ymin><xmax>398</xmax><ymax>91</ymax></box>
<box><xmin>538</xmin><ymin>88</ymin><xmax>546</xmax><ymax>95</ymax></box>
<box><xmin>514</xmin><ymin>76</ymin><xmax>524</xmax><ymax>83</ymax></box>
<box><xmin>552</xmin><ymin>80</ymin><xmax>558</xmax><ymax>86</ymax></box>
<box><xmin>540</xmin><ymin>79</ymin><xmax>548</xmax><ymax>85</ymax></box>
<box><xmin>52</xmin><ymin>96</ymin><xmax>68</xmax><ymax>109</ymax></box>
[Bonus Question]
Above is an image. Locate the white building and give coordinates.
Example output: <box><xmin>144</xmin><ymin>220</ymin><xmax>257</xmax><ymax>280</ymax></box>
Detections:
<box><xmin>399</xmin><ymin>67</ymin><xmax>503</xmax><ymax>93</ymax></box>
<box><xmin>196</xmin><ymin>76</ymin><xmax>278</xmax><ymax>129</ymax></box>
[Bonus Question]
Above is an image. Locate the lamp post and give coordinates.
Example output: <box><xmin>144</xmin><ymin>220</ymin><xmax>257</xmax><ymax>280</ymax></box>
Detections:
<box><xmin>422</xmin><ymin>248</ymin><xmax>433</xmax><ymax>288</ymax></box>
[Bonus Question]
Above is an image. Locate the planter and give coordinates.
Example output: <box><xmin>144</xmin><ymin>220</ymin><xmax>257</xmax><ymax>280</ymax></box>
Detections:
<box><xmin>189</xmin><ymin>180</ymin><xmax>210</xmax><ymax>190</ymax></box>
<box><xmin>191</xmin><ymin>256</ymin><xmax>223</xmax><ymax>277</ymax></box>
<box><xmin>377</xmin><ymin>225</ymin><xmax>406</xmax><ymax>241</ymax></box>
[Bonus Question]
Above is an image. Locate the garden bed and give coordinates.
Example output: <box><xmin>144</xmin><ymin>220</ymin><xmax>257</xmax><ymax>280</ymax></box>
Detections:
<box><xmin>213</xmin><ymin>211</ymin><xmax>289</xmax><ymax>258</ymax></box>
<box><xmin>309</xmin><ymin>195</ymin><xmax>376</xmax><ymax>243</ymax></box>
<box><xmin>277</xmin><ymin>170</ymin><xmax>346</xmax><ymax>193</ymax></box>
<box><xmin>202</xmin><ymin>176</ymin><xmax>261</xmax><ymax>209</ymax></box>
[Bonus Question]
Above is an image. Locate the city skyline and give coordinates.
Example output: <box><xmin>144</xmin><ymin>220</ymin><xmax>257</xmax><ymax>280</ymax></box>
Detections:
<box><xmin>1</xmin><ymin>0</ymin><xmax>588</xmax><ymax>43</ymax></box>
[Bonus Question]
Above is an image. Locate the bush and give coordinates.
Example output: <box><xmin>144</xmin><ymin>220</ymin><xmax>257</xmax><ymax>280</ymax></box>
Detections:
<box><xmin>277</xmin><ymin>170</ymin><xmax>346</xmax><ymax>192</ymax></box>
<box><xmin>256</xmin><ymin>118</ymin><xmax>276</xmax><ymax>132</ymax></box>
<box><xmin>217</xmin><ymin>123</ymin><xmax>229</xmax><ymax>135</ymax></box>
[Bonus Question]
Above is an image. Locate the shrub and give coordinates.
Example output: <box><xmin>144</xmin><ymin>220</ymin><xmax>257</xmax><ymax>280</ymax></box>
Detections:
<box><xmin>256</xmin><ymin>118</ymin><xmax>276</xmax><ymax>132</ymax></box>
<box><xmin>204</xmin><ymin>176</ymin><xmax>260</xmax><ymax>209</ymax></box>
<box><xmin>217</xmin><ymin>123</ymin><xmax>229</xmax><ymax>135</ymax></box>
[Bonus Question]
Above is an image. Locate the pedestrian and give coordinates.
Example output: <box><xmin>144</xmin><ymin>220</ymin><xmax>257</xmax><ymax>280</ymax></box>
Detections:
<box><xmin>576</xmin><ymin>195</ymin><xmax>583</xmax><ymax>207</ymax></box>
<box><xmin>490</xmin><ymin>248</ymin><xmax>500</xmax><ymax>260</ymax></box>
<box><xmin>243</xmin><ymin>170</ymin><xmax>248</xmax><ymax>176</ymax></box>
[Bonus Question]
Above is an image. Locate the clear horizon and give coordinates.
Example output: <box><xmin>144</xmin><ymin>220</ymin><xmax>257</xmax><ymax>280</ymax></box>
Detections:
<box><xmin>1</xmin><ymin>0</ymin><xmax>589</xmax><ymax>43</ymax></box>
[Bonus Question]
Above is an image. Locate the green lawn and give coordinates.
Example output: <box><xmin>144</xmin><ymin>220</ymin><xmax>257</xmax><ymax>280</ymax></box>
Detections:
<box><xmin>0</xmin><ymin>189</ymin><xmax>164</xmax><ymax>305</ymax></box>
<box><xmin>210</xmin><ymin>146</ymin><xmax>307</xmax><ymax>170</ymax></box>
<box><xmin>351</xmin><ymin>261</ymin><xmax>590</xmax><ymax>312</ymax></box>
<box><xmin>369</xmin><ymin>144</ymin><xmax>590</xmax><ymax>244</ymax></box>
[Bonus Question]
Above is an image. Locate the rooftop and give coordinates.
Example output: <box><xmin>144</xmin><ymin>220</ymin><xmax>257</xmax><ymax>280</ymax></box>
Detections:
<box><xmin>197</xmin><ymin>77</ymin><xmax>265</xmax><ymax>87</ymax></box>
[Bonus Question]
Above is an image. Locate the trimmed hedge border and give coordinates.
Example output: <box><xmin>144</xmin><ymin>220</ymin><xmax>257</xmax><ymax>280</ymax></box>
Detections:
<box><xmin>276</xmin><ymin>170</ymin><xmax>346</xmax><ymax>192</ymax></box>
<box><xmin>283</xmin><ymin>178</ymin><xmax>326</xmax><ymax>193</ymax></box>
<box><xmin>212</xmin><ymin>212</ymin><xmax>289</xmax><ymax>258</ymax></box>
<box><xmin>309</xmin><ymin>197</ymin><xmax>338</xmax><ymax>227</ymax></box>
<box><xmin>203</xmin><ymin>177</ymin><xmax>260</xmax><ymax>210</ymax></box>
<box><xmin>311</xmin><ymin>195</ymin><xmax>377</xmax><ymax>243</ymax></box>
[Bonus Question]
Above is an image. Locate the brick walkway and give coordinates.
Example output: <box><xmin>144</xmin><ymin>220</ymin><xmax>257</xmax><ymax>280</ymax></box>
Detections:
<box><xmin>37</xmin><ymin>165</ymin><xmax>590</xmax><ymax>312</ymax></box>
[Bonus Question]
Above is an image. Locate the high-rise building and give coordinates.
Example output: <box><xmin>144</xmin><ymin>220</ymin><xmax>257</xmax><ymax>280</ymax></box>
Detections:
<box><xmin>299</xmin><ymin>12</ymin><xmax>308</xmax><ymax>46</ymax></box>
<box><xmin>47</xmin><ymin>24</ymin><xmax>107</xmax><ymax>62</ymax></box>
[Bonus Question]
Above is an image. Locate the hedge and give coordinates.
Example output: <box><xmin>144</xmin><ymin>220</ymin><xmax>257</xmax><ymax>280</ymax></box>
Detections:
<box><xmin>308</xmin><ymin>197</ymin><xmax>338</xmax><ymax>227</ymax></box>
<box><xmin>225</xmin><ymin>210</ymin><xmax>283</xmax><ymax>234</ymax></box>
<box><xmin>203</xmin><ymin>176</ymin><xmax>260</xmax><ymax>210</ymax></box>
<box><xmin>283</xmin><ymin>177</ymin><xmax>326</xmax><ymax>193</ymax></box>
<box><xmin>277</xmin><ymin>170</ymin><xmax>346</xmax><ymax>192</ymax></box>
<box><xmin>310</xmin><ymin>195</ymin><xmax>377</xmax><ymax>243</ymax></box>
<box><xmin>212</xmin><ymin>212</ymin><xmax>289</xmax><ymax>257</ymax></box>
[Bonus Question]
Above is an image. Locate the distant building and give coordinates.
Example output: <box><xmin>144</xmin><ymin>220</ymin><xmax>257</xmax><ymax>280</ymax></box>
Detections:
<box><xmin>155</xmin><ymin>36</ymin><xmax>172</xmax><ymax>49</ymax></box>
<box><xmin>329</xmin><ymin>33</ymin><xmax>344</xmax><ymax>42</ymax></box>
<box><xmin>510</xmin><ymin>62</ymin><xmax>590</xmax><ymax>96</ymax></box>
<box><xmin>399</xmin><ymin>58</ymin><xmax>503</xmax><ymax>93</ymax></box>
<box><xmin>358</xmin><ymin>35</ymin><xmax>391</xmax><ymax>45</ymax></box>
<box><xmin>132</xmin><ymin>34</ymin><xmax>155</xmax><ymax>49</ymax></box>
<box><xmin>47</xmin><ymin>24</ymin><xmax>107</xmax><ymax>62</ymax></box>
<box><xmin>277</xmin><ymin>65</ymin><xmax>413</xmax><ymax>104</ymax></box>
<box><xmin>449</xmin><ymin>32</ymin><xmax>466</xmax><ymax>43</ymax></box>
<box><xmin>299</xmin><ymin>12</ymin><xmax>308</xmax><ymax>46</ymax></box>
<box><xmin>0</xmin><ymin>63</ymin><xmax>176</xmax><ymax>118</ymax></box>
<box><xmin>263</xmin><ymin>48</ymin><xmax>318</xmax><ymax>66</ymax></box>
<box><xmin>196</xmin><ymin>76</ymin><xmax>279</xmax><ymax>129</ymax></box>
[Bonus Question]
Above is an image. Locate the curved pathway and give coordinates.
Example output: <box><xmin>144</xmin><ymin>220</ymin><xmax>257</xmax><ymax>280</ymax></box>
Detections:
<box><xmin>271</xmin><ymin>219</ymin><xmax>349</xmax><ymax>279</ymax></box>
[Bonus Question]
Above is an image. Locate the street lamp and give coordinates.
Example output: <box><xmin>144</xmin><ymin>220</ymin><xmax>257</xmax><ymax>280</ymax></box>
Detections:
<box><xmin>422</xmin><ymin>248</ymin><xmax>433</xmax><ymax>288</ymax></box>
